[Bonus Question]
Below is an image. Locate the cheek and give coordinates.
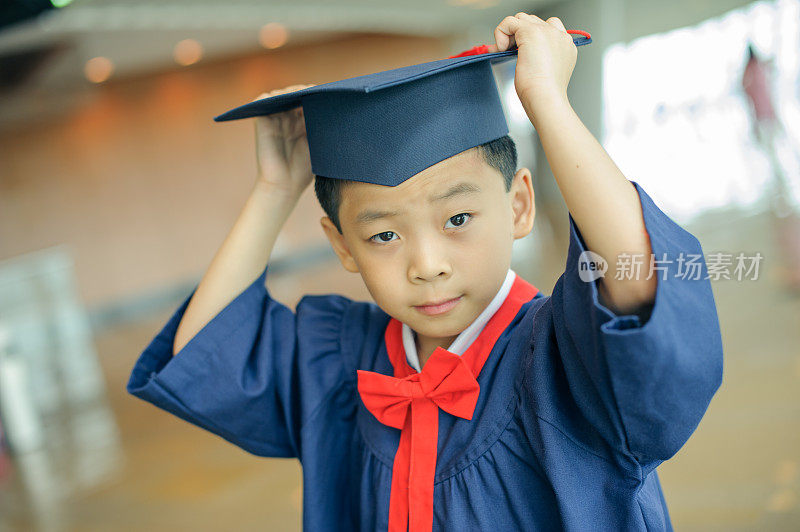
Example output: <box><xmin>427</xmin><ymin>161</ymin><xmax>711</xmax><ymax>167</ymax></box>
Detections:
<box><xmin>358</xmin><ymin>259</ymin><xmax>400</xmax><ymax>303</ymax></box>
<box><xmin>464</xmin><ymin>212</ymin><xmax>510</xmax><ymax>247</ymax></box>
<box><xmin>460</xmin><ymin>213</ymin><xmax>514</xmax><ymax>263</ymax></box>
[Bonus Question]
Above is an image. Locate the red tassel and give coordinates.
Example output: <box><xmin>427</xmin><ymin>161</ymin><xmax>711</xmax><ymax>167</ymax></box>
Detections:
<box><xmin>447</xmin><ymin>29</ymin><xmax>591</xmax><ymax>58</ymax></box>
<box><xmin>448</xmin><ymin>44</ymin><xmax>491</xmax><ymax>58</ymax></box>
<box><xmin>568</xmin><ymin>29</ymin><xmax>591</xmax><ymax>39</ymax></box>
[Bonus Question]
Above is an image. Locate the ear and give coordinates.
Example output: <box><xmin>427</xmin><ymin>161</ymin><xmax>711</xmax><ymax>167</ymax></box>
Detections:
<box><xmin>320</xmin><ymin>216</ymin><xmax>360</xmax><ymax>273</ymax></box>
<box><xmin>510</xmin><ymin>168</ymin><xmax>535</xmax><ymax>239</ymax></box>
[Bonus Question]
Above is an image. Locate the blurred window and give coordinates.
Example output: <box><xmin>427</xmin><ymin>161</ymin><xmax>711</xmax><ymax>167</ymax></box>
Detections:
<box><xmin>601</xmin><ymin>0</ymin><xmax>800</xmax><ymax>223</ymax></box>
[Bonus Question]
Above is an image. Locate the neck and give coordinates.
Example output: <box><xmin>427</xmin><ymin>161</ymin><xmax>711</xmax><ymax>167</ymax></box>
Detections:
<box><xmin>415</xmin><ymin>332</ymin><xmax>459</xmax><ymax>369</ymax></box>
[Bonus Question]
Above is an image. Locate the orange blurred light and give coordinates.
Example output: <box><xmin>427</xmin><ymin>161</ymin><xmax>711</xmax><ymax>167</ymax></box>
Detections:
<box><xmin>259</xmin><ymin>23</ymin><xmax>289</xmax><ymax>49</ymax></box>
<box><xmin>174</xmin><ymin>39</ymin><xmax>203</xmax><ymax>66</ymax></box>
<box><xmin>84</xmin><ymin>56</ymin><xmax>114</xmax><ymax>83</ymax></box>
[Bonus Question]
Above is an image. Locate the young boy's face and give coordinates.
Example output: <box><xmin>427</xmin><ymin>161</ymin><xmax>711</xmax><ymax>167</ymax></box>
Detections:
<box><xmin>320</xmin><ymin>147</ymin><xmax>535</xmax><ymax>341</ymax></box>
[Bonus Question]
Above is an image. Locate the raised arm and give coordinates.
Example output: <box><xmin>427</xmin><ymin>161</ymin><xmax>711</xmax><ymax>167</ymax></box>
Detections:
<box><xmin>493</xmin><ymin>13</ymin><xmax>655</xmax><ymax>316</ymax></box>
<box><xmin>498</xmin><ymin>14</ymin><xmax>723</xmax><ymax>466</ymax></box>
<box><xmin>128</xmin><ymin>85</ymin><xmax>356</xmax><ymax>458</ymax></box>
<box><xmin>173</xmin><ymin>85</ymin><xmax>315</xmax><ymax>355</ymax></box>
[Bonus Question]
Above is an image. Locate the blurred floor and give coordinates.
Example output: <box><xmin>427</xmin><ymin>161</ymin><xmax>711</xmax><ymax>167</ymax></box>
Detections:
<box><xmin>1</xmin><ymin>205</ymin><xmax>799</xmax><ymax>531</ymax></box>
<box><xmin>656</xmin><ymin>206</ymin><xmax>800</xmax><ymax>531</ymax></box>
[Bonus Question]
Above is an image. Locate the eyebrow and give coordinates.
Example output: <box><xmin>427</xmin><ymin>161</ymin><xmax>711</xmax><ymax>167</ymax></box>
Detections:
<box><xmin>429</xmin><ymin>181</ymin><xmax>482</xmax><ymax>202</ymax></box>
<box><xmin>354</xmin><ymin>182</ymin><xmax>481</xmax><ymax>225</ymax></box>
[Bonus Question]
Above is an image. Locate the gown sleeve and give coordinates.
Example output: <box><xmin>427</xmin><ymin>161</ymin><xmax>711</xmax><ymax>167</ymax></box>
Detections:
<box><xmin>539</xmin><ymin>180</ymin><xmax>723</xmax><ymax>467</ymax></box>
<box><xmin>126</xmin><ymin>263</ymin><xmax>352</xmax><ymax>459</ymax></box>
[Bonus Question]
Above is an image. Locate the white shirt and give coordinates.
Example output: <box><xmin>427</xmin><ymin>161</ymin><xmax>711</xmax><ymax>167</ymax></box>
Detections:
<box><xmin>403</xmin><ymin>268</ymin><xmax>517</xmax><ymax>372</ymax></box>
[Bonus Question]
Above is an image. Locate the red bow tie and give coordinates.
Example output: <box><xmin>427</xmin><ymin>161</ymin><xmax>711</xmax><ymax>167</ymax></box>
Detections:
<box><xmin>356</xmin><ymin>274</ymin><xmax>539</xmax><ymax>532</ymax></box>
<box><xmin>357</xmin><ymin>347</ymin><xmax>480</xmax><ymax>531</ymax></box>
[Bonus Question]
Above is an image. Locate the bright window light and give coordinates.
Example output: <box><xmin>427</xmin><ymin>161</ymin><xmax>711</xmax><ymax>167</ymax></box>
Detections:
<box><xmin>602</xmin><ymin>0</ymin><xmax>800</xmax><ymax>223</ymax></box>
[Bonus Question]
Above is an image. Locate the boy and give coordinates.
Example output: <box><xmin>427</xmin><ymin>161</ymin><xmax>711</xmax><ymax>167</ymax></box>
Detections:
<box><xmin>128</xmin><ymin>13</ymin><xmax>723</xmax><ymax>531</ymax></box>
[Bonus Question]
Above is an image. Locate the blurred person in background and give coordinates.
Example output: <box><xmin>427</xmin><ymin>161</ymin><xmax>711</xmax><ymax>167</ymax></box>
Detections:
<box><xmin>741</xmin><ymin>41</ymin><xmax>800</xmax><ymax>292</ymax></box>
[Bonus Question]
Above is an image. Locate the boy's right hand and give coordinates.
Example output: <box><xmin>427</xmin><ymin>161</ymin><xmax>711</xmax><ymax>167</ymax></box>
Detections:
<box><xmin>252</xmin><ymin>84</ymin><xmax>315</xmax><ymax>197</ymax></box>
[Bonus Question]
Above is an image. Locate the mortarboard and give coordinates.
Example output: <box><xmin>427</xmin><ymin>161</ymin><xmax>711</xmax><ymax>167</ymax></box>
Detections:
<box><xmin>214</xmin><ymin>30</ymin><xmax>591</xmax><ymax>187</ymax></box>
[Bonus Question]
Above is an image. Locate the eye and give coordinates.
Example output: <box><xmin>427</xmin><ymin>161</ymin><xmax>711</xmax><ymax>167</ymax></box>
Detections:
<box><xmin>369</xmin><ymin>231</ymin><xmax>398</xmax><ymax>244</ymax></box>
<box><xmin>445</xmin><ymin>213</ymin><xmax>472</xmax><ymax>229</ymax></box>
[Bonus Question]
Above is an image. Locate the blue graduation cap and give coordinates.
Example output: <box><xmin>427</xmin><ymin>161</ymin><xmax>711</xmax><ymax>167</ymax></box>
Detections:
<box><xmin>214</xmin><ymin>30</ymin><xmax>592</xmax><ymax>187</ymax></box>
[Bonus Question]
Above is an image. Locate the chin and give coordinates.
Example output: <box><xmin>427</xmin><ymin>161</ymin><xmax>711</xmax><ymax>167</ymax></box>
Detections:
<box><xmin>407</xmin><ymin>314</ymin><xmax>468</xmax><ymax>338</ymax></box>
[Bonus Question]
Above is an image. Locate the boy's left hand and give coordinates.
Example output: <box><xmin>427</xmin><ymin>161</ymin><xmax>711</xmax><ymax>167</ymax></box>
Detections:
<box><xmin>487</xmin><ymin>13</ymin><xmax>577</xmax><ymax>110</ymax></box>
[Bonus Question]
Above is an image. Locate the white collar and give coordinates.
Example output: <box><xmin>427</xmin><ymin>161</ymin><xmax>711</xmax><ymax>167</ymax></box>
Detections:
<box><xmin>402</xmin><ymin>268</ymin><xmax>517</xmax><ymax>372</ymax></box>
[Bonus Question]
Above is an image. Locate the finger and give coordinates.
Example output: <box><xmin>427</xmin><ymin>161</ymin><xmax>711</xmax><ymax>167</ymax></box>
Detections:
<box><xmin>495</xmin><ymin>15</ymin><xmax>521</xmax><ymax>51</ymax></box>
<box><xmin>485</xmin><ymin>43</ymin><xmax>499</xmax><ymax>53</ymax></box>
<box><xmin>516</xmin><ymin>12</ymin><xmax>545</xmax><ymax>24</ymax></box>
<box><xmin>255</xmin><ymin>84</ymin><xmax>313</xmax><ymax>102</ymax></box>
<box><xmin>273</xmin><ymin>84</ymin><xmax>308</xmax><ymax>96</ymax></box>
<box><xmin>285</xmin><ymin>83</ymin><xmax>315</xmax><ymax>91</ymax></box>
<box><xmin>546</xmin><ymin>16</ymin><xmax>567</xmax><ymax>33</ymax></box>
<box><xmin>253</xmin><ymin>89</ymin><xmax>285</xmax><ymax>102</ymax></box>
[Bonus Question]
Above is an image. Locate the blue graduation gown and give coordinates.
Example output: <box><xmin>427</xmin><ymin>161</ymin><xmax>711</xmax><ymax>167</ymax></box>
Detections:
<box><xmin>127</xmin><ymin>181</ymin><xmax>723</xmax><ymax>530</ymax></box>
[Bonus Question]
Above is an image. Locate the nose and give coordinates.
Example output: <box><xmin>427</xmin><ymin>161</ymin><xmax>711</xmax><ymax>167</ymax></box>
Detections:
<box><xmin>407</xmin><ymin>235</ymin><xmax>452</xmax><ymax>283</ymax></box>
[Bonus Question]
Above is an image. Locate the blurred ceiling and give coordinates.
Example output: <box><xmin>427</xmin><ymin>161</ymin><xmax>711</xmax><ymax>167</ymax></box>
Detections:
<box><xmin>0</xmin><ymin>0</ymin><xmax>545</xmax><ymax>128</ymax></box>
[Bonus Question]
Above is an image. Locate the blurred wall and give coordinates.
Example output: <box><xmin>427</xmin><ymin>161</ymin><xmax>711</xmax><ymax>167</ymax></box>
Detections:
<box><xmin>0</xmin><ymin>34</ymin><xmax>449</xmax><ymax>309</ymax></box>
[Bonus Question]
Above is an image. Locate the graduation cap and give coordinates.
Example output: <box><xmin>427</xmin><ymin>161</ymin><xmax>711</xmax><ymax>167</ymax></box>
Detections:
<box><xmin>214</xmin><ymin>30</ymin><xmax>592</xmax><ymax>187</ymax></box>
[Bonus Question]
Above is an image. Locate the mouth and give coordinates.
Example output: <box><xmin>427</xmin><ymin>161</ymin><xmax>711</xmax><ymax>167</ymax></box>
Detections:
<box><xmin>413</xmin><ymin>295</ymin><xmax>463</xmax><ymax>316</ymax></box>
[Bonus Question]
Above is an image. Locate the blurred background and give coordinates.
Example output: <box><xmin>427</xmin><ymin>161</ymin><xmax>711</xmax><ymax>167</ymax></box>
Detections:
<box><xmin>0</xmin><ymin>0</ymin><xmax>798</xmax><ymax>530</ymax></box>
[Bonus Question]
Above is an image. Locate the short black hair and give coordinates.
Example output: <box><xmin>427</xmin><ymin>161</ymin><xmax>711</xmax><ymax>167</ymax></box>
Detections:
<box><xmin>315</xmin><ymin>134</ymin><xmax>518</xmax><ymax>234</ymax></box>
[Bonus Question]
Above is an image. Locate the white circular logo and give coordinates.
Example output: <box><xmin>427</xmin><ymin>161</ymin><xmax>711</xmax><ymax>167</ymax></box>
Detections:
<box><xmin>578</xmin><ymin>250</ymin><xmax>607</xmax><ymax>282</ymax></box>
